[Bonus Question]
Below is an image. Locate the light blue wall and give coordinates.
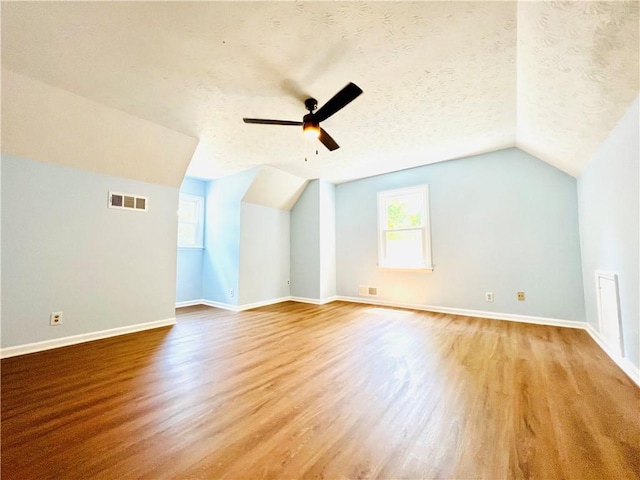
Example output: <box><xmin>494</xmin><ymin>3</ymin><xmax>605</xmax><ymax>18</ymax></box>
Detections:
<box><xmin>1</xmin><ymin>155</ymin><xmax>179</xmax><ymax>348</ymax></box>
<box><xmin>578</xmin><ymin>97</ymin><xmax>639</xmax><ymax>369</ymax></box>
<box><xmin>319</xmin><ymin>180</ymin><xmax>336</xmax><ymax>299</ymax></box>
<box><xmin>176</xmin><ymin>177</ymin><xmax>207</xmax><ymax>304</ymax></box>
<box><xmin>190</xmin><ymin>167</ymin><xmax>294</xmax><ymax>308</ymax></box>
<box><xmin>202</xmin><ymin>168</ymin><xmax>256</xmax><ymax>305</ymax></box>
<box><xmin>335</xmin><ymin>147</ymin><xmax>585</xmax><ymax>321</ymax></box>
<box><xmin>289</xmin><ymin>179</ymin><xmax>336</xmax><ymax>301</ymax></box>
<box><xmin>290</xmin><ymin>180</ymin><xmax>321</xmax><ymax>298</ymax></box>
<box><xmin>239</xmin><ymin>202</ymin><xmax>290</xmax><ymax>305</ymax></box>
<box><xmin>181</xmin><ymin>177</ymin><xmax>207</xmax><ymax>197</ymax></box>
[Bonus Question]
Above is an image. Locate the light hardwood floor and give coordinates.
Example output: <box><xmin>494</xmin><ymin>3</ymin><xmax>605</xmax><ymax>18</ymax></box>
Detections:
<box><xmin>2</xmin><ymin>302</ymin><xmax>639</xmax><ymax>479</ymax></box>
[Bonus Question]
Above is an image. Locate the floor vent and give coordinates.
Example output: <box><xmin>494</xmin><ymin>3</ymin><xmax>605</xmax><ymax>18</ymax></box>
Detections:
<box><xmin>109</xmin><ymin>192</ymin><xmax>148</xmax><ymax>212</ymax></box>
<box><xmin>358</xmin><ymin>285</ymin><xmax>379</xmax><ymax>297</ymax></box>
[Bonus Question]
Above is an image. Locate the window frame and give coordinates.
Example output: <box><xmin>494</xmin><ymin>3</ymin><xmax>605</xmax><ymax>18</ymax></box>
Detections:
<box><xmin>377</xmin><ymin>185</ymin><xmax>433</xmax><ymax>271</ymax></box>
<box><xmin>177</xmin><ymin>194</ymin><xmax>204</xmax><ymax>249</ymax></box>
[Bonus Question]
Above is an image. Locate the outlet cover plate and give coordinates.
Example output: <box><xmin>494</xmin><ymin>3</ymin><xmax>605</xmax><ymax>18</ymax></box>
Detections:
<box><xmin>50</xmin><ymin>312</ymin><xmax>63</xmax><ymax>326</ymax></box>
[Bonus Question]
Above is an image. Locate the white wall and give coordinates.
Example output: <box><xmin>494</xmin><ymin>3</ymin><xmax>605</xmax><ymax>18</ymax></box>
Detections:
<box><xmin>335</xmin><ymin>148</ymin><xmax>585</xmax><ymax>321</ymax></box>
<box><xmin>1</xmin><ymin>155</ymin><xmax>179</xmax><ymax>349</ymax></box>
<box><xmin>578</xmin><ymin>97</ymin><xmax>639</xmax><ymax>369</ymax></box>
<box><xmin>238</xmin><ymin>203</ymin><xmax>290</xmax><ymax>306</ymax></box>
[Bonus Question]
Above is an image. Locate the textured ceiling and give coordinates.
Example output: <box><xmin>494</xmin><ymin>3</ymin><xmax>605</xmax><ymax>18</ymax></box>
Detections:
<box><xmin>1</xmin><ymin>1</ymin><xmax>638</xmax><ymax>183</ymax></box>
<box><xmin>517</xmin><ymin>1</ymin><xmax>639</xmax><ymax>175</ymax></box>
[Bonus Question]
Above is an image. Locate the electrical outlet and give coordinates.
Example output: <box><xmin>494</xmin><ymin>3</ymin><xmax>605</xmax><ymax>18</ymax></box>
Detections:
<box><xmin>229</xmin><ymin>288</ymin><xmax>234</xmax><ymax>297</ymax></box>
<box><xmin>485</xmin><ymin>292</ymin><xmax>494</xmax><ymax>302</ymax></box>
<box><xmin>517</xmin><ymin>291</ymin><xmax>525</xmax><ymax>301</ymax></box>
<box><xmin>50</xmin><ymin>312</ymin><xmax>63</xmax><ymax>326</ymax></box>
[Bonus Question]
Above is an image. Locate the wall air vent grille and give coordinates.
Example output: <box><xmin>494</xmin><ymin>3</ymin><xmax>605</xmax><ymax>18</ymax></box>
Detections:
<box><xmin>109</xmin><ymin>192</ymin><xmax>148</xmax><ymax>212</ymax></box>
<box><xmin>359</xmin><ymin>285</ymin><xmax>379</xmax><ymax>297</ymax></box>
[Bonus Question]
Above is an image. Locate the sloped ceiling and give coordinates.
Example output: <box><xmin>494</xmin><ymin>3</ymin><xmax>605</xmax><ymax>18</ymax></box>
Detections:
<box><xmin>1</xmin><ymin>1</ymin><xmax>638</xmax><ymax>184</ymax></box>
<box><xmin>2</xmin><ymin>69</ymin><xmax>198</xmax><ymax>187</ymax></box>
<box><xmin>517</xmin><ymin>1</ymin><xmax>639</xmax><ymax>175</ymax></box>
<box><xmin>243</xmin><ymin>166</ymin><xmax>308</xmax><ymax>211</ymax></box>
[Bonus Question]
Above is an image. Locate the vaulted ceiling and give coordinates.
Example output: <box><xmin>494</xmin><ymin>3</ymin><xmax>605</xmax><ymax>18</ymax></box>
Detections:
<box><xmin>2</xmin><ymin>1</ymin><xmax>638</xmax><ymax>184</ymax></box>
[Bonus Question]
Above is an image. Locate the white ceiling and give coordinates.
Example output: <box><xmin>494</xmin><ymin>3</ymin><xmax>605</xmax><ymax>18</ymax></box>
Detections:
<box><xmin>2</xmin><ymin>1</ymin><xmax>638</xmax><ymax>184</ymax></box>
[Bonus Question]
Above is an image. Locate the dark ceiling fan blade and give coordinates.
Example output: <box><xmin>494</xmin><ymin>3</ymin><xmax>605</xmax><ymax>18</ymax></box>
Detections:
<box><xmin>319</xmin><ymin>128</ymin><xmax>340</xmax><ymax>151</ymax></box>
<box><xmin>243</xmin><ymin>118</ymin><xmax>302</xmax><ymax>126</ymax></box>
<box><xmin>313</xmin><ymin>83</ymin><xmax>363</xmax><ymax>123</ymax></box>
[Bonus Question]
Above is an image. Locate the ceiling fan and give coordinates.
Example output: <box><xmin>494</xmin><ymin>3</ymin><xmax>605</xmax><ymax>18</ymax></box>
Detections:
<box><xmin>243</xmin><ymin>82</ymin><xmax>363</xmax><ymax>151</ymax></box>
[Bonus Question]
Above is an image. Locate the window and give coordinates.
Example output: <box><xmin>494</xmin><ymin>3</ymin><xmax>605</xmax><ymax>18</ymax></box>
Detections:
<box><xmin>177</xmin><ymin>194</ymin><xmax>204</xmax><ymax>248</ymax></box>
<box><xmin>377</xmin><ymin>185</ymin><xmax>432</xmax><ymax>270</ymax></box>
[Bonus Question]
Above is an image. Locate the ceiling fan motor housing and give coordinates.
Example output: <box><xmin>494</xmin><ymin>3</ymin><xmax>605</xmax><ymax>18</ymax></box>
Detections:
<box><xmin>304</xmin><ymin>98</ymin><xmax>318</xmax><ymax>112</ymax></box>
<box><xmin>303</xmin><ymin>113</ymin><xmax>319</xmax><ymax>127</ymax></box>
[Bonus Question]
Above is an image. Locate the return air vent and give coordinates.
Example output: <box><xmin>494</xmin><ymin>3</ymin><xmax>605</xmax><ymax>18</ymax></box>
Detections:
<box><xmin>109</xmin><ymin>192</ymin><xmax>148</xmax><ymax>212</ymax></box>
<box><xmin>358</xmin><ymin>285</ymin><xmax>378</xmax><ymax>297</ymax></box>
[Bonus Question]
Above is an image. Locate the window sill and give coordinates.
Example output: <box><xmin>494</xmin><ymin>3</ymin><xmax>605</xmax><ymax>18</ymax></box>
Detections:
<box><xmin>377</xmin><ymin>265</ymin><xmax>434</xmax><ymax>272</ymax></box>
<box><xmin>178</xmin><ymin>245</ymin><xmax>204</xmax><ymax>250</ymax></box>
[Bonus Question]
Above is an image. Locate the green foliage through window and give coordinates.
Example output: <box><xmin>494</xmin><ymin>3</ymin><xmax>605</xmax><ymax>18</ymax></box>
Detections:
<box><xmin>386</xmin><ymin>197</ymin><xmax>423</xmax><ymax>230</ymax></box>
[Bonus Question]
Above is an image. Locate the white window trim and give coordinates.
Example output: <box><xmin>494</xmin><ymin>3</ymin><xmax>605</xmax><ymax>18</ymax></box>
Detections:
<box><xmin>178</xmin><ymin>194</ymin><xmax>204</xmax><ymax>249</ymax></box>
<box><xmin>377</xmin><ymin>185</ymin><xmax>434</xmax><ymax>271</ymax></box>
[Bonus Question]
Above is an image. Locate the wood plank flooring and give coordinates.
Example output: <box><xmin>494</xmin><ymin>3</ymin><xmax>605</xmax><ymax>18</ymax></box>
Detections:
<box><xmin>2</xmin><ymin>301</ymin><xmax>639</xmax><ymax>479</ymax></box>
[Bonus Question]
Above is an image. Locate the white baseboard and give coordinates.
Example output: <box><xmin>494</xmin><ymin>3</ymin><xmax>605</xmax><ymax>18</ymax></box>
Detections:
<box><xmin>0</xmin><ymin>317</ymin><xmax>176</xmax><ymax>359</ymax></box>
<box><xmin>237</xmin><ymin>296</ymin><xmax>292</xmax><ymax>311</ymax></box>
<box><xmin>175</xmin><ymin>300</ymin><xmax>204</xmax><ymax>308</ymax></box>
<box><xmin>289</xmin><ymin>296</ymin><xmax>338</xmax><ymax>305</ymax></box>
<box><xmin>200</xmin><ymin>299</ymin><xmax>239</xmax><ymax>312</ymax></box>
<box><xmin>585</xmin><ymin>324</ymin><xmax>640</xmax><ymax>387</ymax></box>
<box><xmin>198</xmin><ymin>297</ymin><xmax>293</xmax><ymax>312</ymax></box>
<box><xmin>194</xmin><ymin>293</ymin><xmax>580</xmax><ymax>329</ymax></box>
<box><xmin>333</xmin><ymin>296</ymin><xmax>585</xmax><ymax>329</ymax></box>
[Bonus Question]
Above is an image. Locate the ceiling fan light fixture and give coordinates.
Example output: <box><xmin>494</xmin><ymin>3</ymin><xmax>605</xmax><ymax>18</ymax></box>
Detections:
<box><xmin>303</xmin><ymin>120</ymin><xmax>320</xmax><ymax>139</ymax></box>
